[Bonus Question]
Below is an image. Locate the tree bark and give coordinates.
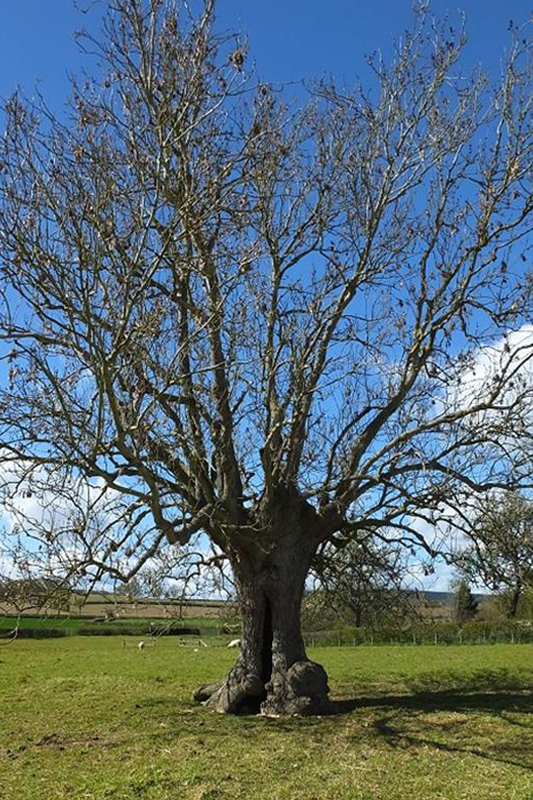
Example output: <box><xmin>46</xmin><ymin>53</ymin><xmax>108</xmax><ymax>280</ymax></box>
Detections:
<box><xmin>507</xmin><ymin>582</ymin><xmax>522</xmax><ymax>619</ymax></box>
<box><xmin>193</xmin><ymin>531</ymin><xmax>331</xmax><ymax>716</ymax></box>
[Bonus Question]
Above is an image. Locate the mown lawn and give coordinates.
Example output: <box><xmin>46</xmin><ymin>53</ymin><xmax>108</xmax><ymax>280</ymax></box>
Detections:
<box><xmin>1</xmin><ymin>638</ymin><xmax>533</xmax><ymax>799</ymax></box>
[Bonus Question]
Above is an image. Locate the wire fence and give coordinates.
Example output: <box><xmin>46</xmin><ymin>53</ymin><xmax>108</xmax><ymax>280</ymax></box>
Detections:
<box><xmin>304</xmin><ymin>621</ymin><xmax>533</xmax><ymax>647</ymax></box>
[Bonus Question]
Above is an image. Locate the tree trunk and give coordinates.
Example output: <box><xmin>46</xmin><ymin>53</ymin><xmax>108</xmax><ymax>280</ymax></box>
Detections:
<box><xmin>194</xmin><ymin>531</ymin><xmax>330</xmax><ymax>716</ymax></box>
<box><xmin>507</xmin><ymin>583</ymin><xmax>522</xmax><ymax>619</ymax></box>
<box><xmin>354</xmin><ymin>599</ymin><xmax>363</xmax><ymax>628</ymax></box>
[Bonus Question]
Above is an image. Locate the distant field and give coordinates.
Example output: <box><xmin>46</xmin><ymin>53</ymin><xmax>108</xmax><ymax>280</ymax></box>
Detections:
<box><xmin>0</xmin><ymin>616</ymin><xmax>82</xmax><ymax>632</ymax></box>
<box><xmin>0</xmin><ymin>615</ymin><xmax>223</xmax><ymax>637</ymax></box>
<box><xmin>0</xmin><ymin>593</ymin><xmax>232</xmax><ymax>621</ymax></box>
<box><xmin>2</xmin><ymin>638</ymin><xmax>533</xmax><ymax>799</ymax></box>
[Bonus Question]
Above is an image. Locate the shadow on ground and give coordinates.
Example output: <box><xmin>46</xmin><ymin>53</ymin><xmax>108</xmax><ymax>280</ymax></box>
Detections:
<box><xmin>326</xmin><ymin>667</ymin><xmax>533</xmax><ymax>771</ymax></box>
<box><xmin>230</xmin><ymin>667</ymin><xmax>533</xmax><ymax>772</ymax></box>
<box><xmin>132</xmin><ymin>667</ymin><xmax>533</xmax><ymax>774</ymax></box>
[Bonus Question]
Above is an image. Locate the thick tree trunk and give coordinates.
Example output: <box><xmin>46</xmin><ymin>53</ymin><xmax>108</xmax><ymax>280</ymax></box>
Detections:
<box><xmin>194</xmin><ymin>532</ymin><xmax>330</xmax><ymax>716</ymax></box>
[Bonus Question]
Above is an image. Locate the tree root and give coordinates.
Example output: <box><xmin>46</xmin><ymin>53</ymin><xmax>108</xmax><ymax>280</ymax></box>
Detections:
<box><xmin>262</xmin><ymin>660</ymin><xmax>331</xmax><ymax>716</ymax></box>
<box><xmin>194</xmin><ymin>674</ymin><xmax>265</xmax><ymax>714</ymax></box>
<box><xmin>193</xmin><ymin>660</ymin><xmax>331</xmax><ymax>717</ymax></box>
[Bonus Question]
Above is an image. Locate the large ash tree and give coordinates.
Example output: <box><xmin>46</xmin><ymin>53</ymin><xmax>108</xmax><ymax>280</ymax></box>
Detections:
<box><xmin>2</xmin><ymin>0</ymin><xmax>533</xmax><ymax>715</ymax></box>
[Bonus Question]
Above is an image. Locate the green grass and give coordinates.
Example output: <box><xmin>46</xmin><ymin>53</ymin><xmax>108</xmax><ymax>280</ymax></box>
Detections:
<box><xmin>0</xmin><ymin>616</ymin><xmax>83</xmax><ymax>632</ymax></box>
<box><xmin>0</xmin><ymin>615</ymin><xmax>222</xmax><ymax>636</ymax></box>
<box><xmin>2</xmin><ymin>639</ymin><xmax>533</xmax><ymax>799</ymax></box>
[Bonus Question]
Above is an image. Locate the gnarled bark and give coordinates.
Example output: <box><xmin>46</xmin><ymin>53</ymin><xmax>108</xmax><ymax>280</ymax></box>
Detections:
<box><xmin>194</xmin><ymin>532</ymin><xmax>331</xmax><ymax>716</ymax></box>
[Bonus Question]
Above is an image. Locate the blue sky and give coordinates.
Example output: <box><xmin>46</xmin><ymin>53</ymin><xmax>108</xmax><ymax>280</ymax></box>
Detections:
<box><xmin>1</xmin><ymin>2</ymin><xmax>533</xmax><ymax>105</ymax></box>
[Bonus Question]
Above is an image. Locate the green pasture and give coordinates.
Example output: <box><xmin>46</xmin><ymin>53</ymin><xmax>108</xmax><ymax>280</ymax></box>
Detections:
<box><xmin>2</xmin><ymin>638</ymin><xmax>533</xmax><ymax>799</ymax></box>
<box><xmin>0</xmin><ymin>615</ymin><xmax>221</xmax><ymax>637</ymax></box>
<box><xmin>0</xmin><ymin>616</ymin><xmax>81</xmax><ymax>633</ymax></box>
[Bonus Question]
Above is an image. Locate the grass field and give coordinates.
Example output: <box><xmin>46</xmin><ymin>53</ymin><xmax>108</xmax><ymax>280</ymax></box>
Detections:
<box><xmin>0</xmin><ymin>615</ymin><xmax>222</xmax><ymax>637</ymax></box>
<box><xmin>2</xmin><ymin>638</ymin><xmax>533</xmax><ymax>799</ymax></box>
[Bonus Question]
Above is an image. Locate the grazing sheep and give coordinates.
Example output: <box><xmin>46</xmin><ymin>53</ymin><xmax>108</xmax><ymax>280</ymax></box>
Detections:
<box><xmin>227</xmin><ymin>638</ymin><xmax>241</xmax><ymax>648</ymax></box>
<box><xmin>138</xmin><ymin>641</ymin><xmax>145</xmax><ymax>650</ymax></box>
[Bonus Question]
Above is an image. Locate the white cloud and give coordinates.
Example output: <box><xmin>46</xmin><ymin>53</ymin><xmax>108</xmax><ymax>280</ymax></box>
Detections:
<box><xmin>448</xmin><ymin>324</ymin><xmax>533</xmax><ymax>415</ymax></box>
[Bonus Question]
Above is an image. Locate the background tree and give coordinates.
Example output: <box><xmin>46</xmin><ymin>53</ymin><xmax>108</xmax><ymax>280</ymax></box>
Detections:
<box><xmin>451</xmin><ymin>578</ymin><xmax>479</xmax><ymax>622</ymax></box>
<box><xmin>0</xmin><ymin>575</ymin><xmax>70</xmax><ymax>621</ymax></box>
<box><xmin>458</xmin><ymin>492</ymin><xmax>533</xmax><ymax>618</ymax></box>
<box><xmin>2</xmin><ymin>0</ymin><xmax>533</xmax><ymax>715</ymax></box>
<box><xmin>311</xmin><ymin>537</ymin><xmax>419</xmax><ymax>629</ymax></box>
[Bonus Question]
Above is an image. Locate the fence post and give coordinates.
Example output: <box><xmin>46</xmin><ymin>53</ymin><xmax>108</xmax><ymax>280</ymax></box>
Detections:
<box><xmin>434</xmin><ymin>633</ymin><xmax>438</xmax><ymax>645</ymax></box>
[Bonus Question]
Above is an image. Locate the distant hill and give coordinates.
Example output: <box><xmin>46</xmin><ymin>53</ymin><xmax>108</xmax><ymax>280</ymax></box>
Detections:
<box><xmin>422</xmin><ymin>590</ymin><xmax>489</xmax><ymax>605</ymax></box>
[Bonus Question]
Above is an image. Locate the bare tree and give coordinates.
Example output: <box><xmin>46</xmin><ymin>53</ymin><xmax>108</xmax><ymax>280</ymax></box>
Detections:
<box><xmin>1</xmin><ymin>0</ymin><xmax>533</xmax><ymax>715</ymax></box>
<box><xmin>458</xmin><ymin>492</ymin><xmax>533</xmax><ymax>618</ymax></box>
<box><xmin>0</xmin><ymin>574</ymin><xmax>70</xmax><ymax>619</ymax></box>
<box><xmin>312</xmin><ymin>537</ymin><xmax>418</xmax><ymax>629</ymax></box>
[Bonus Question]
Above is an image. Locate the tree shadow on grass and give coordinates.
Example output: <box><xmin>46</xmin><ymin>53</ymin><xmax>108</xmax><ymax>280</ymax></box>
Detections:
<box><xmin>362</xmin><ymin>697</ymin><xmax>533</xmax><ymax>772</ymax></box>
<box><xmin>327</xmin><ymin>667</ymin><xmax>533</xmax><ymax>771</ymax></box>
<box><xmin>153</xmin><ymin>667</ymin><xmax>533</xmax><ymax>772</ymax></box>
